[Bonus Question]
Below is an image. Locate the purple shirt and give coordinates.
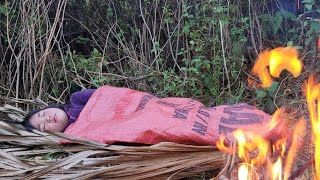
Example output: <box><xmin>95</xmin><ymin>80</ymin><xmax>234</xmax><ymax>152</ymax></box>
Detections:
<box><xmin>63</xmin><ymin>89</ymin><xmax>95</xmax><ymax>130</ymax></box>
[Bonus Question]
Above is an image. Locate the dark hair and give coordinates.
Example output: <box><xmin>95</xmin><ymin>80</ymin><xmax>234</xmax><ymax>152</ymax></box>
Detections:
<box><xmin>22</xmin><ymin>104</ymin><xmax>66</xmax><ymax>131</ymax></box>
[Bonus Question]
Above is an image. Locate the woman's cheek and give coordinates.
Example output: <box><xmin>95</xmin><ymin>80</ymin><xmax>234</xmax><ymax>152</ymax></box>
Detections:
<box><xmin>46</xmin><ymin>124</ymin><xmax>54</xmax><ymax>131</ymax></box>
<box><xmin>39</xmin><ymin>123</ymin><xmax>45</xmax><ymax>131</ymax></box>
<box><xmin>48</xmin><ymin>123</ymin><xmax>59</xmax><ymax>131</ymax></box>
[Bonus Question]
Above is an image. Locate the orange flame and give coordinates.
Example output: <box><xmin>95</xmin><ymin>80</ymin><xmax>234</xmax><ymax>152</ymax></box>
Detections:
<box><xmin>304</xmin><ymin>75</ymin><xmax>320</xmax><ymax>179</ymax></box>
<box><xmin>250</xmin><ymin>47</ymin><xmax>302</xmax><ymax>88</ymax></box>
<box><xmin>238</xmin><ymin>164</ymin><xmax>250</xmax><ymax>180</ymax></box>
<box><xmin>271</xmin><ymin>157</ymin><xmax>282</xmax><ymax>180</ymax></box>
<box><xmin>216</xmin><ymin>135</ymin><xmax>235</xmax><ymax>154</ymax></box>
<box><xmin>217</xmin><ymin>47</ymin><xmax>307</xmax><ymax>179</ymax></box>
<box><xmin>217</xmin><ymin>111</ymin><xmax>305</xmax><ymax>179</ymax></box>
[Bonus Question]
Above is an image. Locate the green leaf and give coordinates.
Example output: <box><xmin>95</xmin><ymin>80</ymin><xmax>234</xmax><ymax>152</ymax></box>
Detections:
<box><xmin>182</xmin><ymin>24</ymin><xmax>190</xmax><ymax>34</ymax></box>
<box><xmin>107</xmin><ymin>7</ymin><xmax>113</xmax><ymax>17</ymax></box>
<box><xmin>256</xmin><ymin>89</ymin><xmax>267</xmax><ymax>99</ymax></box>
<box><xmin>92</xmin><ymin>48</ymin><xmax>99</xmax><ymax>56</ymax></box>
<box><xmin>305</xmin><ymin>4</ymin><xmax>313</xmax><ymax>11</ymax></box>
<box><xmin>206</xmin><ymin>63</ymin><xmax>211</xmax><ymax>71</ymax></box>
<box><xmin>259</xmin><ymin>14</ymin><xmax>272</xmax><ymax>22</ymax></box>
<box><xmin>76</xmin><ymin>36</ymin><xmax>90</xmax><ymax>44</ymax></box>
<box><xmin>279</xmin><ymin>10</ymin><xmax>297</xmax><ymax>21</ymax></box>
<box><xmin>287</xmin><ymin>41</ymin><xmax>293</xmax><ymax>47</ymax></box>
<box><xmin>267</xmin><ymin>81</ymin><xmax>279</xmax><ymax>98</ymax></box>
<box><xmin>273</xmin><ymin>12</ymin><xmax>283</xmax><ymax>35</ymax></box>
<box><xmin>204</xmin><ymin>76</ymin><xmax>211</xmax><ymax>86</ymax></box>
<box><xmin>0</xmin><ymin>6</ymin><xmax>6</xmax><ymax>15</ymax></box>
<box><xmin>310</xmin><ymin>21</ymin><xmax>320</xmax><ymax>32</ymax></box>
<box><xmin>294</xmin><ymin>46</ymin><xmax>303</xmax><ymax>50</ymax></box>
<box><xmin>305</xmin><ymin>36</ymin><xmax>314</xmax><ymax>46</ymax></box>
<box><xmin>177</xmin><ymin>51</ymin><xmax>184</xmax><ymax>55</ymax></box>
<box><xmin>266</xmin><ymin>98</ymin><xmax>277</xmax><ymax>113</ymax></box>
<box><xmin>288</xmin><ymin>29</ymin><xmax>295</xmax><ymax>33</ymax></box>
<box><xmin>306</xmin><ymin>29</ymin><xmax>313</xmax><ymax>36</ymax></box>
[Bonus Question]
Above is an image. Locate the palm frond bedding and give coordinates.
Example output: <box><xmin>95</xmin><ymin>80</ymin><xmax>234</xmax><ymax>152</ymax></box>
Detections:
<box><xmin>0</xmin><ymin>104</ymin><xmax>225</xmax><ymax>179</ymax></box>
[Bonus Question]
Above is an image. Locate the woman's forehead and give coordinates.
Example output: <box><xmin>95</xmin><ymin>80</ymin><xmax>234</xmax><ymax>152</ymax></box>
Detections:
<box><xmin>46</xmin><ymin>108</ymin><xmax>61</xmax><ymax>112</ymax></box>
<box><xmin>40</xmin><ymin>108</ymin><xmax>57</xmax><ymax>114</ymax></box>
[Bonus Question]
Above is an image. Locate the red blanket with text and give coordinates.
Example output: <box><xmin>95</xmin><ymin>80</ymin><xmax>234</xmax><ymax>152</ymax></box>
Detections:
<box><xmin>64</xmin><ymin>86</ymin><xmax>272</xmax><ymax>145</ymax></box>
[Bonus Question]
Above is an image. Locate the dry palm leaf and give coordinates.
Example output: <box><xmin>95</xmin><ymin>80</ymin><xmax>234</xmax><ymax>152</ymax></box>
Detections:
<box><xmin>0</xmin><ymin>106</ymin><xmax>225</xmax><ymax>179</ymax></box>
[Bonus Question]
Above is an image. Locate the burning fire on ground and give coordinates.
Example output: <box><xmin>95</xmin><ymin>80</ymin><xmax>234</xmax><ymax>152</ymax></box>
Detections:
<box><xmin>216</xmin><ymin>47</ymin><xmax>320</xmax><ymax>179</ymax></box>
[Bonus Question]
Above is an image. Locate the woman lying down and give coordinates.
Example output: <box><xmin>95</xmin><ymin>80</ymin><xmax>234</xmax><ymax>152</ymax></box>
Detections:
<box><xmin>23</xmin><ymin>85</ymin><xmax>289</xmax><ymax>146</ymax></box>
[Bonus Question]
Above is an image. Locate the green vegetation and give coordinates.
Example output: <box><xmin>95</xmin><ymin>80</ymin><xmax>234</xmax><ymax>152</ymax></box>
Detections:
<box><xmin>0</xmin><ymin>0</ymin><xmax>320</xmax><ymax>113</ymax></box>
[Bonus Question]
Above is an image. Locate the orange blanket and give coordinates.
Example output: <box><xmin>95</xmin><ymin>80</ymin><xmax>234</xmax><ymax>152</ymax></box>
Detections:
<box><xmin>64</xmin><ymin>86</ymin><xmax>271</xmax><ymax>145</ymax></box>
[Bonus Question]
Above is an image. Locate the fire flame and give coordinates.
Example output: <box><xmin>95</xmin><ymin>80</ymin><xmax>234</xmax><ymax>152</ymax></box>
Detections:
<box><xmin>305</xmin><ymin>75</ymin><xmax>320</xmax><ymax>179</ymax></box>
<box><xmin>217</xmin><ymin>109</ymin><xmax>305</xmax><ymax>179</ymax></box>
<box><xmin>238</xmin><ymin>164</ymin><xmax>250</xmax><ymax>180</ymax></box>
<box><xmin>271</xmin><ymin>157</ymin><xmax>282</xmax><ymax>180</ymax></box>
<box><xmin>250</xmin><ymin>47</ymin><xmax>302</xmax><ymax>88</ymax></box>
<box><xmin>216</xmin><ymin>47</ymin><xmax>315</xmax><ymax>179</ymax></box>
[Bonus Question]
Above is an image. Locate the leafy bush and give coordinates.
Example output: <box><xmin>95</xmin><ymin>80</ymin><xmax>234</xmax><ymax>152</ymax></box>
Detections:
<box><xmin>1</xmin><ymin>0</ymin><xmax>318</xmax><ymax>110</ymax></box>
<box><xmin>63</xmin><ymin>0</ymin><xmax>251</xmax><ymax>104</ymax></box>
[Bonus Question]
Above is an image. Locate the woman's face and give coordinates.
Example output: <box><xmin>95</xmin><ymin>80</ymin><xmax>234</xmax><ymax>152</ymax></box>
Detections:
<box><xmin>28</xmin><ymin>108</ymin><xmax>69</xmax><ymax>132</ymax></box>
